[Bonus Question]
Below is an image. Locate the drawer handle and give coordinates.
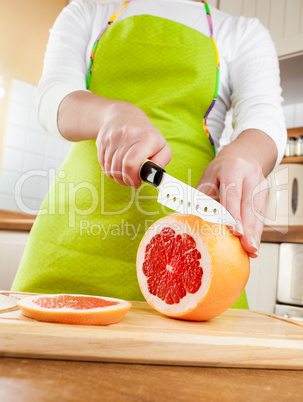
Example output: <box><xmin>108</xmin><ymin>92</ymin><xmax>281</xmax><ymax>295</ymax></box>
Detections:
<box><xmin>292</xmin><ymin>178</ymin><xmax>298</xmax><ymax>215</ymax></box>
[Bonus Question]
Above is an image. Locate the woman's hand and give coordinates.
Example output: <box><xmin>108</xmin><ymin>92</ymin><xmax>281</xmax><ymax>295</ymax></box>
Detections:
<box><xmin>96</xmin><ymin>102</ymin><xmax>171</xmax><ymax>188</ymax></box>
<box><xmin>197</xmin><ymin>129</ymin><xmax>277</xmax><ymax>258</ymax></box>
<box><xmin>57</xmin><ymin>91</ymin><xmax>171</xmax><ymax>187</ymax></box>
<box><xmin>197</xmin><ymin>155</ymin><xmax>268</xmax><ymax>258</ymax></box>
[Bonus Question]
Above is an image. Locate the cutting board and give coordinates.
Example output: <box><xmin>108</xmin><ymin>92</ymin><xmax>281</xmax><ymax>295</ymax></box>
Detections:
<box><xmin>1</xmin><ymin>292</ymin><xmax>303</xmax><ymax>369</ymax></box>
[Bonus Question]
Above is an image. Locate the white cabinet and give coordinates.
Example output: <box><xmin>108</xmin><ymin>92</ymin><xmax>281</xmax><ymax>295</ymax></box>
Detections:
<box><xmin>245</xmin><ymin>242</ymin><xmax>280</xmax><ymax>313</ymax></box>
<box><xmin>218</xmin><ymin>0</ymin><xmax>303</xmax><ymax>58</ymax></box>
<box><xmin>0</xmin><ymin>231</ymin><xmax>28</xmax><ymax>290</ymax></box>
<box><xmin>208</xmin><ymin>0</ymin><xmax>219</xmax><ymax>7</ymax></box>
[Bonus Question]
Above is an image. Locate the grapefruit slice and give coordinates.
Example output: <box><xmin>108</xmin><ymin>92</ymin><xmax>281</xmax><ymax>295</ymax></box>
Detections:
<box><xmin>137</xmin><ymin>214</ymin><xmax>250</xmax><ymax>321</ymax></box>
<box><xmin>18</xmin><ymin>294</ymin><xmax>132</xmax><ymax>326</ymax></box>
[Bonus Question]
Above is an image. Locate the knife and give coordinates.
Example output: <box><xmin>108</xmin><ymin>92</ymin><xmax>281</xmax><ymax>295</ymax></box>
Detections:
<box><xmin>139</xmin><ymin>160</ymin><xmax>236</xmax><ymax>226</ymax></box>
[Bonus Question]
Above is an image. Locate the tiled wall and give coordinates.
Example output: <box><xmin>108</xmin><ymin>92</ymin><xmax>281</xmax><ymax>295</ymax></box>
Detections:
<box><xmin>0</xmin><ymin>79</ymin><xmax>71</xmax><ymax>214</ymax></box>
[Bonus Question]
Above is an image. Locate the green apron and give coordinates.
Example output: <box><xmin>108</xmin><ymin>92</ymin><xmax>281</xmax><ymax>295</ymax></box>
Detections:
<box><xmin>12</xmin><ymin>7</ymin><xmax>248</xmax><ymax>309</ymax></box>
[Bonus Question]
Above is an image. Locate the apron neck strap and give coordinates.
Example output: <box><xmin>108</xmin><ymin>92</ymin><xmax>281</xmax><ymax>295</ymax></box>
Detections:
<box><xmin>86</xmin><ymin>0</ymin><xmax>219</xmax><ymax>156</ymax></box>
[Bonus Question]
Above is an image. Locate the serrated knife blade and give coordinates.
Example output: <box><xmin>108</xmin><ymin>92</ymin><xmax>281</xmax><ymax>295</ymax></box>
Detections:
<box><xmin>139</xmin><ymin>160</ymin><xmax>236</xmax><ymax>226</ymax></box>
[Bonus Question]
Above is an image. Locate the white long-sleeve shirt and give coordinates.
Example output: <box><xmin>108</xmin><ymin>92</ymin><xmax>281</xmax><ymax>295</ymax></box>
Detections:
<box><xmin>38</xmin><ymin>0</ymin><xmax>287</xmax><ymax>166</ymax></box>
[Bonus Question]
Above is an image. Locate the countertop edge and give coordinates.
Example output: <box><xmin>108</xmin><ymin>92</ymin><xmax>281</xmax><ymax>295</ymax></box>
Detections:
<box><xmin>261</xmin><ymin>225</ymin><xmax>303</xmax><ymax>244</ymax></box>
<box><xmin>0</xmin><ymin>210</ymin><xmax>36</xmax><ymax>232</ymax></box>
<box><xmin>0</xmin><ymin>210</ymin><xmax>302</xmax><ymax>243</ymax></box>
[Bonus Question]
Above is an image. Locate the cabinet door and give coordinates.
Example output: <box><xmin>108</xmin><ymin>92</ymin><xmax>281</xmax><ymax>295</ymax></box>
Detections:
<box><xmin>207</xmin><ymin>0</ymin><xmax>219</xmax><ymax>7</ymax></box>
<box><xmin>245</xmin><ymin>243</ymin><xmax>279</xmax><ymax>313</ymax></box>
<box><xmin>0</xmin><ymin>231</ymin><xmax>28</xmax><ymax>290</ymax></box>
<box><xmin>275</xmin><ymin>0</ymin><xmax>303</xmax><ymax>58</ymax></box>
<box><xmin>218</xmin><ymin>0</ymin><xmax>303</xmax><ymax>58</ymax></box>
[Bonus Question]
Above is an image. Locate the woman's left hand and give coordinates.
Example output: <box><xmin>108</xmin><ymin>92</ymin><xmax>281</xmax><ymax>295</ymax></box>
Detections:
<box><xmin>196</xmin><ymin>129</ymin><xmax>277</xmax><ymax>258</ymax></box>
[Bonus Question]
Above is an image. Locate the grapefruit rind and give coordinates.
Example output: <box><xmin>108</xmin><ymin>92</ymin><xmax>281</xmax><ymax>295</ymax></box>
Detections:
<box><xmin>136</xmin><ymin>214</ymin><xmax>250</xmax><ymax>321</ymax></box>
<box><xmin>18</xmin><ymin>294</ymin><xmax>132</xmax><ymax>326</ymax></box>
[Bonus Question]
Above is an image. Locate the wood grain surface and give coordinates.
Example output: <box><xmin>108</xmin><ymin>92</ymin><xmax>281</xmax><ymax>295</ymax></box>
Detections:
<box><xmin>281</xmin><ymin>155</ymin><xmax>303</xmax><ymax>164</ymax></box>
<box><xmin>1</xmin><ymin>292</ymin><xmax>303</xmax><ymax>370</ymax></box>
<box><xmin>0</xmin><ymin>209</ymin><xmax>35</xmax><ymax>231</ymax></box>
<box><xmin>261</xmin><ymin>225</ymin><xmax>303</xmax><ymax>244</ymax></box>
<box><xmin>287</xmin><ymin>127</ymin><xmax>303</xmax><ymax>138</ymax></box>
<box><xmin>0</xmin><ymin>357</ymin><xmax>303</xmax><ymax>402</ymax></box>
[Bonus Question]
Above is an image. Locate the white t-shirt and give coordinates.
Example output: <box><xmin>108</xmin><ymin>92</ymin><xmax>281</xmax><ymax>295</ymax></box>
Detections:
<box><xmin>38</xmin><ymin>0</ymin><xmax>287</xmax><ymax>166</ymax></box>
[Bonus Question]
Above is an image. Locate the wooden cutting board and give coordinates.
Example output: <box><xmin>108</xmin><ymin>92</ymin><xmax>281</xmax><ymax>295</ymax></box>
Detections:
<box><xmin>0</xmin><ymin>292</ymin><xmax>303</xmax><ymax>369</ymax></box>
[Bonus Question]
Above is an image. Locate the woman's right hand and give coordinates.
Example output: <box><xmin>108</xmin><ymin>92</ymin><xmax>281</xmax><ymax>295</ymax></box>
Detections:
<box><xmin>96</xmin><ymin>102</ymin><xmax>172</xmax><ymax>188</ymax></box>
<box><xmin>57</xmin><ymin>91</ymin><xmax>171</xmax><ymax>187</ymax></box>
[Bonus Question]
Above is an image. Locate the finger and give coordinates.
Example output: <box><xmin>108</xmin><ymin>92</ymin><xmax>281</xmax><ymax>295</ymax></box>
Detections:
<box><xmin>150</xmin><ymin>143</ymin><xmax>172</xmax><ymax>169</ymax></box>
<box><xmin>248</xmin><ymin>252</ymin><xmax>259</xmax><ymax>259</ymax></box>
<box><xmin>111</xmin><ymin>147</ymin><xmax>132</xmax><ymax>187</ymax></box>
<box><xmin>245</xmin><ymin>177</ymin><xmax>268</xmax><ymax>256</ymax></box>
<box><xmin>240</xmin><ymin>172</ymin><xmax>268</xmax><ymax>255</ymax></box>
<box><xmin>123</xmin><ymin>134</ymin><xmax>168</xmax><ymax>188</ymax></box>
<box><xmin>96</xmin><ymin>133</ymin><xmax>106</xmax><ymax>172</ymax></box>
<box><xmin>97</xmin><ymin>127</ymin><xmax>119</xmax><ymax>178</ymax></box>
<box><xmin>218</xmin><ymin>168</ymin><xmax>244</xmax><ymax>237</ymax></box>
<box><xmin>103</xmin><ymin>148</ymin><xmax>115</xmax><ymax>179</ymax></box>
<box><xmin>196</xmin><ymin>165</ymin><xmax>220</xmax><ymax>199</ymax></box>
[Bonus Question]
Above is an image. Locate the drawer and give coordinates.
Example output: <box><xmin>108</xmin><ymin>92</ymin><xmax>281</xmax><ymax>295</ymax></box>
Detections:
<box><xmin>0</xmin><ymin>231</ymin><xmax>29</xmax><ymax>290</ymax></box>
<box><xmin>277</xmin><ymin>243</ymin><xmax>303</xmax><ymax>306</ymax></box>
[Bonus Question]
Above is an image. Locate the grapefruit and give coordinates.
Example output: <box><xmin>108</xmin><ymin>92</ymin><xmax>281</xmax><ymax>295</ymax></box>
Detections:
<box><xmin>18</xmin><ymin>294</ymin><xmax>132</xmax><ymax>326</ymax></box>
<box><xmin>136</xmin><ymin>214</ymin><xmax>250</xmax><ymax>321</ymax></box>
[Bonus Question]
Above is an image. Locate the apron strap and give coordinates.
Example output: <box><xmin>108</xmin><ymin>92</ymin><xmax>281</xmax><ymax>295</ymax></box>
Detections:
<box><xmin>203</xmin><ymin>2</ymin><xmax>220</xmax><ymax>156</ymax></box>
<box><xmin>86</xmin><ymin>0</ymin><xmax>219</xmax><ymax>156</ymax></box>
<box><xmin>87</xmin><ymin>0</ymin><xmax>134</xmax><ymax>88</ymax></box>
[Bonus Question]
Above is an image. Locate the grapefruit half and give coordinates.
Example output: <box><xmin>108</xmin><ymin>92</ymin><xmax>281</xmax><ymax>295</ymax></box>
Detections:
<box><xmin>18</xmin><ymin>294</ymin><xmax>132</xmax><ymax>326</ymax></box>
<box><xmin>137</xmin><ymin>214</ymin><xmax>250</xmax><ymax>321</ymax></box>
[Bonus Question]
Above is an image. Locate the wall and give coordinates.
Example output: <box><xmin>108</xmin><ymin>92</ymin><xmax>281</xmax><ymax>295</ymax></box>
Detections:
<box><xmin>0</xmin><ymin>0</ymin><xmax>69</xmax><ymax>169</ymax></box>
<box><xmin>0</xmin><ymin>79</ymin><xmax>71</xmax><ymax>213</ymax></box>
<box><xmin>0</xmin><ymin>0</ymin><xmax>69</xmax><ymax>212</ymax></box>
<box><xmin>1</xmin><ymin>0</ymin><xmax>302</xmax><ymax>213</ymax></box>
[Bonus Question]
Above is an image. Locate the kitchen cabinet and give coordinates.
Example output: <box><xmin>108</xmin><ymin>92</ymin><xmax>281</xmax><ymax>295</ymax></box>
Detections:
<box><xmin>281</xmin><ymin>127</ymin><xmax>303</xmax><ymax>164</ymax></box>
<box><xmin>207</xmin><ymin>0</ymin><xmax>219</xmax><ymax>6</ymax></box>
<box><xmin>218</xmin><ymin>0</ymin><xmax>303</xmax><ymax>58</ymax></box>
<box><xmin>245</xmin><ymin>243</ymin><xmax>280</xmax><ymax>313</ymax></box>
<box><xmin>0</xmin><ymin>231</ymin><xmax>29</xmax><ymax>290</ymax></box>
<box><xmin>0</xmin><ymin>210</ymin><xmax>34</xmax><ymax>291</ymax></box>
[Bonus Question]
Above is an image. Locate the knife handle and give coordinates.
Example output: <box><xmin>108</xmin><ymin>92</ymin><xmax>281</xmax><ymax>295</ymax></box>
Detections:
<box><xmin>139</xmin><ymin>160</ymin><xmax>166</xmax><ymax>187</ymax></box>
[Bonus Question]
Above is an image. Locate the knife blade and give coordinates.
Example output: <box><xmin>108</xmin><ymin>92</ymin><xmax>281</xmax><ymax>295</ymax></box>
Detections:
<box><xmin>139</xmin><ymin>160</ymin><xmax>236</xmax><ymax>226</ymax></box>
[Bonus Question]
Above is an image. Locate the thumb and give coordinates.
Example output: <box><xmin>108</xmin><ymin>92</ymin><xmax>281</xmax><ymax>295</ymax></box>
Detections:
<box><xmin>197</xmin><ymin>167</ymin><xmax>220</xmax><ymax>200</ymax></box>
<box><xmin>150</xmin><ymin>143</ymin><xmax>172</xmax><ymax>169</ymax></box>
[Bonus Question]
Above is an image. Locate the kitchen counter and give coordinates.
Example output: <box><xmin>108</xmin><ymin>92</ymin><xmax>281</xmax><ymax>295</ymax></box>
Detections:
<box><xmin>1</xmin><ymin>208</ymin><xmax>302</xmax><ymax>244</ymax></box>
<box><xmin>0</xmin><ymin>209</ymin><xmax>36</xmax><ymax>231</ymax></box>
<box><xmin>0</xmin><ymin>357</ymin><xmax>302</xmax><ymax>402</ymax></box>
<box><xmin>261</xmin><ymin>225</ymin><xmax>303</xmax><ymax>244</ymax></box>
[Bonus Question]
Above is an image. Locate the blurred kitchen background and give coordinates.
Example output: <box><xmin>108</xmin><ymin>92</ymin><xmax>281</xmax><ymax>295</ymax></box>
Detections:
<box><xmin>1</xmin><ymin>0</ymin><xmax>303</xmax><ymax>320</ymax></box>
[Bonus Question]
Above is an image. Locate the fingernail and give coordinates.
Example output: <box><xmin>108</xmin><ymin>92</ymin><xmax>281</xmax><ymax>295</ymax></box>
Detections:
<box><xmin>236</xmin><ymin>220</ymin><xmax>244</xmax><ymax>236</ymax></box>
<box><xmin>252</xmin><ymin>249</ymin><xmax>259</xmax><ymax>257</ymax></box>
<box><xmin>249</xmin><ymin>236</ymin><xmax>259</xmax><ymax>251</ymax></box>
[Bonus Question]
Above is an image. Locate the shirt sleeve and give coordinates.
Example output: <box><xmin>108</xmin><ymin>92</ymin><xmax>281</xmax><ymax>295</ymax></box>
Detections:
<box><xmin>228</xmin><ymin>16</ymin><xmax>287</xmax><ymax>168</ymax></box>
<box><xmin>37</xmin><ymin>0</ymin><xmax>95</xmax><ymax>139</ymax></box>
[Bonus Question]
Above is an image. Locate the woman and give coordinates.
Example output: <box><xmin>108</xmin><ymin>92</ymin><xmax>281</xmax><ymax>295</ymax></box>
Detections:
<box><xmin>12</xmin><ymin>0</ymin><xmax>286</xmax><ymax>308</ymax></box>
